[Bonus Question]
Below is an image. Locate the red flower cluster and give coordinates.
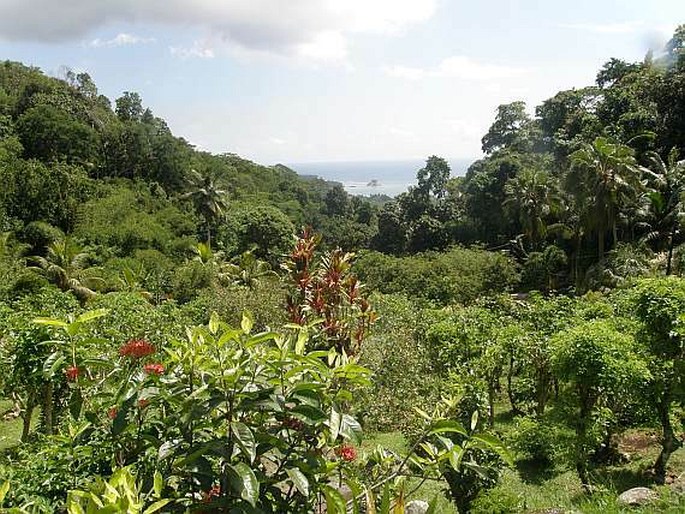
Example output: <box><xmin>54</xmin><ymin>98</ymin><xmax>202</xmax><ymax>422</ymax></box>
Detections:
<box><xmin>119</xmin><ymin>339</ymin><xmax>155</xmax><ymax>359</ymax></box>
<box><xmin>143</xmin><ymin>363</ymin><xmax>165</xmax><ymax>375</ymax></box>
<box><xmin>108</xmin><ymin>407</ymin><xmax>118</xmax><ymax>420</ymax></box>
<box><xmin>65</xmin><ymin>366</ymin><xmax>80</xmax><ymax>382</ymax></box>
<box><xmin>336</xmin><ymin>444</ymin><xmax>357</xmax><ymax>462</ymax></box>
<box><xmin>137</xmin><ymin>399</ymin><xmax>150</xmax><ymax>409</ymax></box>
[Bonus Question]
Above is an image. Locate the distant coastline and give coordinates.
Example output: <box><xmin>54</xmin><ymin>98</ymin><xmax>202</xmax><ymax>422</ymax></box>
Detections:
<box><xmin>289</xmin><ymin>158</ymin><xmax>475</xmax><ymax>197</ymax></box>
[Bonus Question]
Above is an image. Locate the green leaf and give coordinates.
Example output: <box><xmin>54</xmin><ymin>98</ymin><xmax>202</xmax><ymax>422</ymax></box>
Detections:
<box><xmin>286</xmin><ymin>468</ymin><xmax>309</xmax><ymax>497</ymax></box>
<box><xmin>339</xmin><ymin>414</ymin><xmax>363</xmax><ymax>445</ymax></box>
<box><xmin>323</xmin><ymin>485</ymin><xmax>346</xmax><ymax>514</ymax></box>
<box><xmin>380</xmin><ymin>483</ymin><xmax>391</xmax><ymax>514</ymax></box>
<box><xmin>143</xmin><ymin>499</ymin><xmax>172</xmax><ymax>514</ymax></box>
<box><xmin>227</xmin><ymin>462</ymin><xmax>259</xmax><ymax>506</ymax></box>
<box><xmin>75</xmin><ymin>309</ymin><xmax>109</xmax><ymax>324</ymax></box>
<box><xmin>153</xmin><ymin>471</ymin><xmax>163</xmax><ymax>498</ymax></box>
<box><xmin>470</xmin><ymin>410</ymin><xmax>479</xmax><ymax>432</ymax></box>
<box><xmin>365</xmin><ymin>487</ymin><xmax>377</xmax><ymax>514</ymax></box>
<box><xmin>471</xmin><ymin>433</ymin><xmax>514</xmax><ymax>466</ymax></box>
<box><xmin>329</xmin><ymin>404</ymin><xmax>342</xmax><ymax>442</ymax></box>
<box><xmin>43</xmin><ymin>351</ymin><xmax>65</xmax><ymax>379</ymax></box>
<box><xmin>209</xmin><ymin>311</ymin><xmax>220</xmax><ymax>334</ymax></box>
<box><xmin>69</xmin><ymin>389</ymin><xmax>83</xmax><ymax>420</ymax></box>
<box><xmin>231</xmin><ymin>422</ymin><xmax>257</xmax><ymax>463</ymax></box>
<box><xmin>33</xmin><ymin>317</ymin><xmax>68</xmax><ymax>329</ymax></box>
<box><xmin>295</xmin><ymin>327</ymin><xmax>308</xmax><ymax>355</ymax></box>
<box><xmin>448</xmin><ymin>446</ymin><xmax>465</xmax><ymax>471</ymax></box>
<box><xmin>429</xmin><ymin>420</ymin><xmax>468</xmax><ymax>437</ymax></box>
<box><xmin>241</xmin><ymin>310</ymin><xmax>254</xmax><ymax>334</ymax></box>
<box><xmin>0</xmin><ymin>480</ymin><xmax>9</xmax><ymax>504</ymax></box>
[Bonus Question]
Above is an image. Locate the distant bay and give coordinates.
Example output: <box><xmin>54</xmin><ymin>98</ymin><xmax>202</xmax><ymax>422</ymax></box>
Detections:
<box><xmin>289</xmin><ymin>158</ymin><xmax>475</xmax><ymax>197</ymax></box>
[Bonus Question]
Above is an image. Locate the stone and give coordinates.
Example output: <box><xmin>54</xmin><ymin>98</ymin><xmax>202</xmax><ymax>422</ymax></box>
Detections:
<box><xmin>406</xmin><ymin>500</ymin><xmax>429</xmax><ymax>514</ymax></box>
<box><xmin>617</xmin><ymin>487</ymin><xmax>658</xmax><ymax>506</ymax></box>
<box><xmin>671</xmin><ymin>472</ymin><xmax>685</xmax><ymax>494</ymax></box>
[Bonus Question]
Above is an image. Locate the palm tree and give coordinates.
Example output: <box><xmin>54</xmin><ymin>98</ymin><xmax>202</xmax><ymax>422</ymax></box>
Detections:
<box><xmin>504</xmin><ymin>167</ymin><xmax>561</xmax><ymax>249</ymax></box>
<box><xmin>182</xmin><ymin>169</ymin><xmax>228</xmax><ymax>246</ymax></box>
<box><xmin>569</xmin><ymin>137</ymin><xmax>644</xmax><ymax>260</ymax></box>
<box><xmin>30</xmin><ymin>237</ymin><xmax>103</xmax><ymax>304</ymax></box>
<box><xmin>641</xmin><ymin>148</ymin><xmax>685</xmax><ymax>274</ymax></box>
<box><xmin>220</xmin><ymin>250</ymin><xmax>278</xmax><ymax>289</ymax></box>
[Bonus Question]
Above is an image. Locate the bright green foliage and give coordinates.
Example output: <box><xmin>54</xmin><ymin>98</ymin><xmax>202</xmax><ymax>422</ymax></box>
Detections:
<box><xmin>66</xmin><ymin>467</ymin><xmax>170</xmax><ymax>514</ymax></box>
<box><xmin>551</xmin><ymin>319</ymin><xmax>650</xmax><ymax>483</ymax></box>
<box><xmin>355</xmin><ymin>247</ymin><xmax>519</xmax><ymax>306</ymax></box>
<box><xmin>630</xmin><ymin>276</ymin><xmax>685</xmax><ymax>482</ymax></box>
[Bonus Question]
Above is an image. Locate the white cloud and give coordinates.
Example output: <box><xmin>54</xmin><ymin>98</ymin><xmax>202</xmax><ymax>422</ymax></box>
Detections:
<box><xmin>170</xmin><ymin>39</ymin><xmax>215</xmax><ymax>59</ymax></box>
<box><xmin>385</xmin><ymin>55</ymin><xmax>526</xmax><ymax>81</ymax></box>
<box><xmin>559</xmin><ymin>21</ymin><xmax>644</xmax><ymax>34</ymax></box>
<box><xmin>0</xmin><ymin>0</ymin><xmax>437</xmax><ymax>63</ymax></box>
<box><xmin>88</xmin><ymin>32</ymin><xmax>155</xmax><ymax>48</ymax></box>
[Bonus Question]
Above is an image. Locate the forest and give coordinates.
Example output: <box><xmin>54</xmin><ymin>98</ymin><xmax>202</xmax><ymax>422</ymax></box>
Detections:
<box><xmin>0</xmin><ymin>24</ymin><xmax>684</xmax><ymax>514</ymax></box>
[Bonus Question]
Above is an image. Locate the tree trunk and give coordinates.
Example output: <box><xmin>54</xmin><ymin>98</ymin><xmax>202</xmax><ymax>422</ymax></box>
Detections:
<box><xmin>654</xmin><ymin>397</ymin><xmax>681</xmax><ymax>484</ymax></box>
<box><xmin>666</xmin><ymin>221</ymin><xmax>676</xmax><ymax>276</ymax></box>
<box><xmin>21</xmin><ymin>392</ymin><xmax>35</xmax><ymax>442</ymax></box>
<box><xmin>42</xmin><ymin>382</ymin><xmax>54</xmax><ymax>435</ymax></box>
<box><xmin>487</xmin><ymin>381</ymin><xmax>495</xmax><ymax>428</ymax></box>
<box><xmin>598</xmin><ymin>230</ymin><xmax>605</xmax><ymax>261</ymax></box>
<box><xmin>506</xmin><ymin>356</ymin><xmax>523</xmax><ymax>416</ymax></box>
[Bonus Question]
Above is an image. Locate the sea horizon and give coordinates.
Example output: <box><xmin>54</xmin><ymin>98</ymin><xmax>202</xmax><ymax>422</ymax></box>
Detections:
<box><xmin>288</xmin><ymin>157</ymin><xmax>477</xmax><ymax>197</ymax></box>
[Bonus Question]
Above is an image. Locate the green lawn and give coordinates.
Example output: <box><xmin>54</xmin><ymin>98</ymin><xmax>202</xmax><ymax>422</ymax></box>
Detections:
<box><xmin>0</xmin><ymin>399</ymin><xmax>25</xmax><ymax>452</ymax></box>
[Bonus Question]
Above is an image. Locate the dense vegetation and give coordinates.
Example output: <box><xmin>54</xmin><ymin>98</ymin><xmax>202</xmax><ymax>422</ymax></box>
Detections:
<box><xmin>0</xmin><ymin>26</ymin><xmax>684</xmax><ymax>514</ymax></box>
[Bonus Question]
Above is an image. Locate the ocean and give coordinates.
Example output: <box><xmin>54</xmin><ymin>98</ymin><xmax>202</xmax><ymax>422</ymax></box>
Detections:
<box><xmin>289</xmin><ymin>158</ymin><xmax>475</xmax><ymax>197</ymax></box>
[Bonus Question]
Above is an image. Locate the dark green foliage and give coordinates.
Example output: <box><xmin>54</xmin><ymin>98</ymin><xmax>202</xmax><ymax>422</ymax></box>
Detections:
<box><xmin>220</xmin><ymin>203</ymin><xmax>295</xmax><ymax>265</ymax></box>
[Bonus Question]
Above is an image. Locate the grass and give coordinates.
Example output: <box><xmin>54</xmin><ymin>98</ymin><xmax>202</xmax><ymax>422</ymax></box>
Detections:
<box><xmin>0</xmin><ymin>399</ymin><xmax>25</xmax><ymax>452</ymax></box>
<box><xmin>363</xmin><ymin>395</ymin><xmax>685</xmax><ymax>514</ymax></box>
<box><xmin>362</xmin><ymin>430</ymin><xmax>459</xmax><ymax>513</ymax></box>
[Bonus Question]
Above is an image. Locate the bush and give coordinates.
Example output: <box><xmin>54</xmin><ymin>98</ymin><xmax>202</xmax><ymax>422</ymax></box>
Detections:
<box><xmin>507</xmin><ymin>416</ymin><xmax>563</xmax><ymax>465</ymax></box>
<box><xmin>354</xmin><ymin>246</ymin><xmax>519</xmax><ymax>306</ymax></box>
<box><xmin>470</xmin><ymin>487</ymin><xmax>524</xmax><ymax>514</ymax></box>
<box><xmin>357</xmin><ymin>293</ymin><xmax>441</xmax><ymax>435</ymax></box>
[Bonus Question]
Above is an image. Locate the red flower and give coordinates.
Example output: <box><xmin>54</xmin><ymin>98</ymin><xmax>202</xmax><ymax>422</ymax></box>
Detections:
<box><xmin>65</xmin><ymin>366</ymin><xmax>80</xmax><ymax>381</ymax></box>
<box><xmin>119</xmin><ymin>339</ymin><xmax>155</xmax><ymax>359</ymax></box>
<box><xmin>108</xmin><ymin>407</ymin><xmax>118</xmax><ymax>420</ymax></box>
<box><xmin>138</xmin><ymin>399</ymin><xmax>150</xmax><ymax>409</ymax></box>
<box><xmin>336</xmin><ymin>444</ymin><xmax>357</xmax><ymax>462</ymax></box>
<box><xmin>143</xmin><ymin>363</ymin><xmax>165</xmax><ymax>375</ymax></box>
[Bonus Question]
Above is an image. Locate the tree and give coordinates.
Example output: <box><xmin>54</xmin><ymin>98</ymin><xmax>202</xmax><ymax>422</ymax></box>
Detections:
<box><xmin>642</xmin><ymin>148</ymin><xmax>685</xmax><ymax>274</ymax></box>
<box><xmin>631</xmin><ymin>277</ymin><xmax>685</xmax><ymax>483</ymax></box>
<box><xmin>30</xmin><ymin>236</ymin><xmax>103</xmax><ymax>304</ymax></box>
<box><xmin>551</xmin><ymin>319</ymin><xmax>649</xmax><ymax>484</ymax></box>
<box><xmin>182</xmin><ymin>169</ymin><xmax>228</xmax><ymax>246</ymax></box>
<box><xmin>481</xmin><ymin>101</ymin><xmax>534</xmax><ymax>154</ymax></box>
<box><xmin>569</xmin><ymin>137</ymin><xmax>644</xmax><ymax>260</ymax></box>
<box><xmin>417</xmin><ymin>155</ymin><xmax>451</xmax><ymax>198</ymax></box>
<box><xmin>504</xmin><ymin>167</ymin><xmax>561</xmax><ymax>249</ymax></box>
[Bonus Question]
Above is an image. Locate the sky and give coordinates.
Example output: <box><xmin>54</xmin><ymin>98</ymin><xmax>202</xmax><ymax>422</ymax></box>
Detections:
<box><xmin>0</xmin><ymin>0</ymin><xmax>682</xmax><ymax>165</ymax></box>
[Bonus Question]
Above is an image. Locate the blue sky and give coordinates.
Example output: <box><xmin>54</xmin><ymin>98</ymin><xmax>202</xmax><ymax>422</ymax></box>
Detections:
<box><xmin>0</xmin><ymin>0</ymin><xmax>682</xmax><ymax>164</ymax></box>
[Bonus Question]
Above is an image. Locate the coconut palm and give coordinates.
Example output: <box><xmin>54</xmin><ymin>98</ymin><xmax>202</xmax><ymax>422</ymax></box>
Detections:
<box><xmin>641</xmin><ymin>148</ymin><xmax>685</xmax><ymax>274</ymax></box>
<box><xmin>182</xmin><ymin>169</ymin><xmax>228</xmax><ymax>246</ymax></box>
<box><xmin>504</xmin><ymin>167</ymin><xmax>561</xmax><ymax>249</ymax></box>
<box><xmin>569</xmin><ymin>137</ymin><xmax>644</xmax><ymax>259</ymax></box>
<box><xmin>30</xmin><ymin>237</ymin><xmax>103</xmax><ymax>304</ymax></box>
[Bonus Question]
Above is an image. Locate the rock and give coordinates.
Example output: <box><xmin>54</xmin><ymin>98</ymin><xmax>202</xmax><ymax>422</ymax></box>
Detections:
<box><xmin>617</xmin><ymin>487</ymin><xmax>658</xmax><ymax>506</ymax></box>
<box><xmin>671</xmin><ymin>472</ymin><xmax>685</xmax><ymax>494</ymax></box>
<box><xmin>406</xmin><ymin>500</ymin><xmax>429</xmax><ymax>514</ymax></box>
